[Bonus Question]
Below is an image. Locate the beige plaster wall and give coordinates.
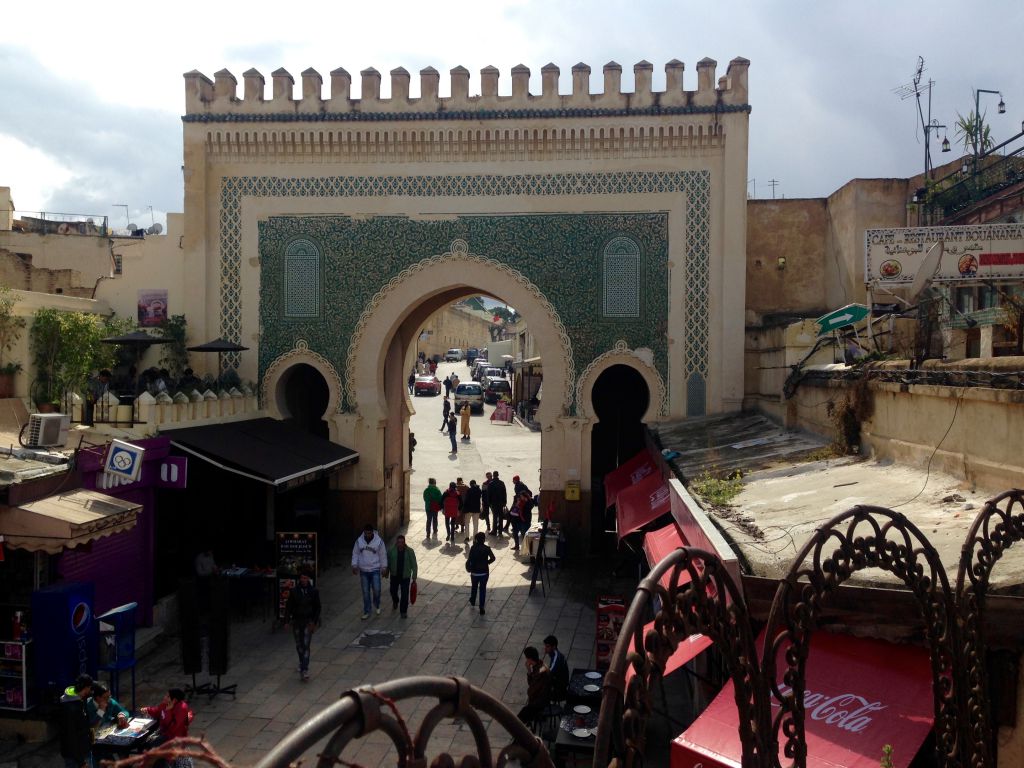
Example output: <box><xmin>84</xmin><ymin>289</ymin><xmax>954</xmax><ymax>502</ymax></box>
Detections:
<box><xmin>746</xmin><ymin>200</ymin><xmax>828</xmax><ymax>318</ymax></box>
<box><xmin>784</xmin><ymin>361</ymin><xmax>1024</xmax><ymax>491</ymax></box>
<box><xmin>416</xmin><ymin>304</ymin><xmax>492</xmax><ymax>360</ymax></box>
<box><xmin>824</xmin><ymin>178</ymin><xmax>910</xmax><ymax>309</ymax></box>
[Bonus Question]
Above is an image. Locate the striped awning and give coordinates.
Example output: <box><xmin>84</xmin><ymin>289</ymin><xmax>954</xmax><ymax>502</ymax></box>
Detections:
<box><xmin>0</xmin><ymin>489</ymin><xmax>140</xmax><ymax>554</ymax></box>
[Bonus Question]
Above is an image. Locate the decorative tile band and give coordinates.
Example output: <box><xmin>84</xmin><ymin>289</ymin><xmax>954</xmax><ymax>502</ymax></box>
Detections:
<box><xmin>221</xmin><ymin>170</ymin><xmax>710</xmax><ymax>415</ymax></box>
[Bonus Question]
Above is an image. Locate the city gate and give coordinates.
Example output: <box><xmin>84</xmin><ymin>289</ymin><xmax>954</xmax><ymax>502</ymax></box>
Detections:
<box><xmin>179</xmin><ymin>57</ymin><xmax>751</xmax><ymax>544</ymax></box>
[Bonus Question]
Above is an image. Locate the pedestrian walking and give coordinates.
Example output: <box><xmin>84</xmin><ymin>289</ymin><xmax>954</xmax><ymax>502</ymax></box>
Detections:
<box><xmin>460</xmin><ymin>398</ymin><xmax>472</xmax><ymax>440</ymax></box>
<box><xmin>467</xmin><ymin>532</ymin><xmax>496</xmax><ymax>615</ymax></box>
<box><xmin>409</xmin><ymin>432</ymin><xmax>416</xmax><ymax>466</ymax></box>
<box><xmin>386</xmin><ymin>535</ymin><xmax>417</xmax><ymax>619</ymax></box>
<box><xmin>443</xmin><ymin>375</ymin><xmax>452</xmax><ymax>397</ymax></box>
<box><xmin>423</xmin><ymin>478</ymin><xmax>442</xmax><ymax>538</ymax></box>
<box><xmin>407</xmin><ymin>371</ymin><xmax>416</xmax><ymax>395</ymax></box>
<box><xmin>283</xmin><ymin>569</ymin><xmax>321</xmax><ymax>680</ymax></box>
<box><xmin>481</xmin><ymin>472</ymin><xmax>492</xmax><ymax>532</ymax></box>
<box><xmin>463</xmin><ymin>479</ymin><xmax>482</xmax><ymax>541</ymax></box>
<box><xmin>440</xmin><ymin>397</ymin><xmax>452</xmax><ymax>432</ymax></box>
<box><xmin>451</xmin><ymin>373</ymin><xmax>460</xmax><ymax>389</ymax></box>
<box><xmin>489</xmin><ymin>470</ymin><xmax>507</xmax><ymax>536</ymax></box>
<box><xmin>447</xmin><ymin>412</ymin><xmax>458</xmax><ymax>453</ymax></box>
<box><xmin>351</xmin><ymin>524</ymin><xmax>387</xmax><ymax>619</ymax></box>
<box><xmin>442</xmin><ymin>482</ymin><xmax>462</xmax><ymax>542</ymax></box>
<box><xmin>510</xmin><ymin>489</ymin><xmax>536</xmax><ymax>552</ymax></box>
<box><xmin>456</xmin><ymin>476</ymin><xmax>468</xmax><ymax>533</ymax></box>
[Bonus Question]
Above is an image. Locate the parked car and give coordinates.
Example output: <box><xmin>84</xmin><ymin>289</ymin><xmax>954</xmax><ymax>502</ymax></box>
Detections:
<box><xmin>413</xmin><ymin>375</ymin><xmax>442</xmax><ymax>396</ymax></box>
<box><xmin>471</xmin><ymin>359</ymin><xmax>490</xmax><ymax>381</ymax></box>
<box><xmin>482</xmin><ymin>378</ymin><xmax>511</xmax><ymax>403</ymax></box>
<box><xmin>479</xmin><ymin>367</ymin><xmax>506</xmax><ymax>388</ymax></box>
<box><xmin>453</xmin><ymin>382</ymin><xmax>484</xmax><ymax>414</ymax></box>
<box><xmin>445</xmin><ymin>348</ymin><xmax>463</xmax><ymax>362</ymax></box>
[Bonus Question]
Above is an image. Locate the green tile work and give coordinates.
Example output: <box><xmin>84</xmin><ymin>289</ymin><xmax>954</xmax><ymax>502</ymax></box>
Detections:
<box><xmin>220</xmin><ymin>171</ymin><xmax>710</xmax><ymax>415</ymax></box>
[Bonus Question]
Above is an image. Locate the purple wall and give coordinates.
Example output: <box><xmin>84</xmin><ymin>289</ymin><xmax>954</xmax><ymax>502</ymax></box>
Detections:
<box><xmin>58</xmin><ymin>437</ymin><xmax>172</xmax><ymax>626</ymax></box>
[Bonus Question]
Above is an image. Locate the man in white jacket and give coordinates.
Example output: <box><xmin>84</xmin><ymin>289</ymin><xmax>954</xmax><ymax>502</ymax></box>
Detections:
<box><xmin>351</xmin><ymin>524</ymin><xmax>388</xmax><ymax>619</ymax></box>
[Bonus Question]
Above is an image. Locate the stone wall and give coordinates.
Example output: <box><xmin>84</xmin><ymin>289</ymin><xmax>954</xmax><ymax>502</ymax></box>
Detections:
<box><xmin>783</xmin><ymin>359</ymin><xmax>1024</xmax><ymax>491</ymax></box>
<box><xmin>416</xmin><ymin>304</ymin><xmax>492</xmax><ymax>361</ymax></box>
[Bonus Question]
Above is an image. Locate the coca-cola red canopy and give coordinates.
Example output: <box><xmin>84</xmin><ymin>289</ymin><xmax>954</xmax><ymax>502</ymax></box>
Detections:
<box><xmin>604</xmin><ymin>449</ymin><xmax>658</xmax><ymax>509</ymax></box>
<box><xmin>616</xmin><ymin>472</ymin><xmax>671</xmax><ymax>540</ymax></box>
<box><xmin>672</xmin><ymin>630</ymin><xmax>934</xmax><ymax>768</ymax></box>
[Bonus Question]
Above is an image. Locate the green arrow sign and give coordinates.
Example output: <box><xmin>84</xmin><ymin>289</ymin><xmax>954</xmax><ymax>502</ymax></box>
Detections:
<box><xmin>816</xmin><ymin>304</ymin><xmax>869</xmax><ymax>336</ymax></box>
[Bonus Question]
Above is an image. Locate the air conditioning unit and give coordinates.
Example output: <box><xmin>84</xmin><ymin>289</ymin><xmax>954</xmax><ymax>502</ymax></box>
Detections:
<box><xmin>27</xmin><ymin>413</ymin><xmax>69</xmax><ymax>448</ymax></box>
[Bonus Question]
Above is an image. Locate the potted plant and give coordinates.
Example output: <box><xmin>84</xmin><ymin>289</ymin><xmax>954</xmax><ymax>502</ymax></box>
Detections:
<box><xmin>0</xmin><ymin>286</ymin><xmax>26</xmax><ymax>398</ymax></box>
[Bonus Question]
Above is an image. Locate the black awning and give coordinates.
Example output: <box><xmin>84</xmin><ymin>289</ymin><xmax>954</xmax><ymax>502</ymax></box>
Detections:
<box><xmin>161</xmin><ymin>418</ymin><xmax>358</xmax><ymax>488</ymax></box>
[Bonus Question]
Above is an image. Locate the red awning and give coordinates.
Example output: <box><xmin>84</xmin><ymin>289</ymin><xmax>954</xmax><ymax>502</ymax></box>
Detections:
<box><xmin>616</xmin><ymin>472</ymin><xmax>671</xmax><ymax>540</ymax></box>
<box><xmin>625</xmin><ymin>622</ymin><xmax>713</xmax><ymax>685</ymax></box>
<box><xmin>604</xmin><ymin>449</ymin><xmax>658</xmax><ymax>509</ymax></box>
<box><xmin>672</xmin><ymin>631</ymin><xmax>935</xmax><ymax>768</ymax></box>
<box><xmin>643</xmin><ymin>521</ymin><xmax>691</xmax><ymax>589</ymax></box>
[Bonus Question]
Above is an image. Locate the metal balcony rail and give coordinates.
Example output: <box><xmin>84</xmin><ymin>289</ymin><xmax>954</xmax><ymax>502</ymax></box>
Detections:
<box><xmin>9</xmin><ymin>210</ymin><xmax>110</xmax><ymax>237</ymax></box>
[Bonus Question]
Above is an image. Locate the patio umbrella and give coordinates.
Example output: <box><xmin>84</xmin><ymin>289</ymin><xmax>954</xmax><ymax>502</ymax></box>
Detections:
<box><xmin>186</xmin><ymin>337</ymin><xmax>249</xmax><ymax>382</ymax></box>
<box><xmin>101</xmin><ymin>330</ymin><xmax>172</xmax><ymax>367</ymax></box>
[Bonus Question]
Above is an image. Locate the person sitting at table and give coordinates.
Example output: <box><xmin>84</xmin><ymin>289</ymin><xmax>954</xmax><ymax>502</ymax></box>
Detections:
<box><xmin>142</xmin><ymin>688</ymin><xmax>193</xmax><ymax>744</ymax></box>
<box><xmin>87</xmin><ymin>683</ymin><xmax>129</xmax><ymax>728</ymax></box>
<box><xmin>543</xmin><ymin>635</ymin><xmax>569</xmax><ymax>702</ymax></box>
<box><xmin>516</xmin><ymin>646</ymin><xmax>551</xmax><ymax>725</ymax></box>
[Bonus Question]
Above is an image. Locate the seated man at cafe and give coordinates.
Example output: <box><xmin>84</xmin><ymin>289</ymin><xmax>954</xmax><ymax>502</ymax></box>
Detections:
<box><xmin>516</xmin><ymin>646</ymin><xmax>551</xmax><ymax>725</ymax></box>
<box><xmin>87</xmin><ymin>683</ymin><xmax>129</xmax><ymax>728</ymax></box>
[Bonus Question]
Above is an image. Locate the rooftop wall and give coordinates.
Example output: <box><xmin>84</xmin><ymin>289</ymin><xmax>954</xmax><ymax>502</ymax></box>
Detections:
<box><xmin>183</xmin><ymin>59</ymin><xmax>750</xmax><ymax>121</ymax></box>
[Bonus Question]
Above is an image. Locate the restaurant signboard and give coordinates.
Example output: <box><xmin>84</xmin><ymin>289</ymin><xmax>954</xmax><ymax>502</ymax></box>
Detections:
<box><xmin>865</xmin><ymin>222</ymin><xmax>1024</xmax><ymax>285</ymax></box>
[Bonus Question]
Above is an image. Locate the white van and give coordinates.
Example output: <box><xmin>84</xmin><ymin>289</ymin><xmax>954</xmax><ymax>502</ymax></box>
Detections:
<box><xmin>444</xmin><ymin>348</ymin><xmax>463</xmax><ymax>362</ymax></box>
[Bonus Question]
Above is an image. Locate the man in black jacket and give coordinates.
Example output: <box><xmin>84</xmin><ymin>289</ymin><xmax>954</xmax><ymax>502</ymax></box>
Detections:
<box><xmin>59</xmin><ymin>673</ymin><xmax>93</xmax><ymax>768</ymax></box>
<box><xmin>284</xmin><ymin>570</ymin><xmax>322</xmax><ymax>681</ymax></box>
<box><xmin>488</xmin><ymin>470</ymin><xmax>507</xmax><ymax>536</ymax></box>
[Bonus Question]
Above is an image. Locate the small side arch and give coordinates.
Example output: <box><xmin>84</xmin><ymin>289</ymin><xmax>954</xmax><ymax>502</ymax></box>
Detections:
<box><xmin>262</xmin><ymin>340</ymin><xmax>343</xmax><ymax>436</ymax></box>
<box><xmin>576</xmin><ymin>340</ymin><xmax>666</xmax><ymax>422</ymax></box>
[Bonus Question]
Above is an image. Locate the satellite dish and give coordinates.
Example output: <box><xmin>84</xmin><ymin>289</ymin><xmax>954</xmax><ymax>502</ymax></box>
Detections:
<box><xmin>146</xmin><ymin>223</ymin><xmax>164</xmax><ymax>235</ymax></box>
<box><xmin>127</xmin><ymin>223</ymin><xmax>139</xmax><ymax>232</ymax></box>
<box><xmin>909</xmin><ymin>240</ymin><xmax>943</xmax><ymax>300</ymax></box>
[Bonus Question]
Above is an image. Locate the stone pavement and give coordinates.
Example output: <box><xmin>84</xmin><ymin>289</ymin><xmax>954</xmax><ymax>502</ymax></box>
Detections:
<box><xmin>10</xmin><ymin>362</ymin><xmax>640</xmax><ymax>766</ymax></box>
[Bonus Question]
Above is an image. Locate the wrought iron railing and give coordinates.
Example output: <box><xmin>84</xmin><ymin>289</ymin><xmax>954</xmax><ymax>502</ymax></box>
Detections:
<box><xmin>595</xmin><ymin>489</ymin><xmax>1024</xmax><ymax>768</ymax></box>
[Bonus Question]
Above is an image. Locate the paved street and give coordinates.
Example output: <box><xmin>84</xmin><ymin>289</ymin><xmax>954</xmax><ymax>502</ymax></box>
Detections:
<box><xmin>14</xmin><ymin>362</ymin><xmax>637</xmax><ymax>767</ymax></box>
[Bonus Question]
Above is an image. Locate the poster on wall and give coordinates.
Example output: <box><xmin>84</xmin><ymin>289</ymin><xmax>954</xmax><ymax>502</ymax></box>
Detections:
<box><xmin>137</xmin><ymin>289</ymin><xmax>168</xmax><ymax>327</ymax></box>
<box><xmin>276</xmin><ymin>532</ymin><xmax>318</xmax><ymax>621</ymax></box>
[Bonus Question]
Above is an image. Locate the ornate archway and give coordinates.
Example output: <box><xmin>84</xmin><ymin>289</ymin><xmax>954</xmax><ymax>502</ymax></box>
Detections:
<box><xmin>575</xmin><ymin>340</ymin><xmax>667</xmax><ymax>422</ymax></box>
<box><xmin>345</xmin><ymin>239</ymin><xmax>574</xmax><ymax>426</ymax></box>
<box><xmin>262</xmin><ymin>340</ymin><xmax>343</xmax><ymax>439</ymax></box>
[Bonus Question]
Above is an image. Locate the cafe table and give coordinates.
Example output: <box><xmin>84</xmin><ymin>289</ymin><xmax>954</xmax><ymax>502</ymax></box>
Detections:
<box><xmin>565</xmin><ymin>667</ymin><xmax>604</xmax><ymax>707</ymax></box>
<box><xmin>552</xmin><ymin>706</ymin><xmax>599</xmax><ymax>765</ymax></box>
<box><xmin>93</xmin><ymin>716</ymin><xmax>158</xmax><ymax>759</ymax></box>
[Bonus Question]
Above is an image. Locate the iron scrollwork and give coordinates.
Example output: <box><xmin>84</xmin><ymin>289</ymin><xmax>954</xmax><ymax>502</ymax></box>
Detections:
<box><xmin>253</xmin><ymin>675</ymin><xmax>553</xmax><ymax>768</ymax></box>
<box><xmin>600</xmin><ymin>491</ymin><xmax>1024</xmax><ymax>768</ymax></box>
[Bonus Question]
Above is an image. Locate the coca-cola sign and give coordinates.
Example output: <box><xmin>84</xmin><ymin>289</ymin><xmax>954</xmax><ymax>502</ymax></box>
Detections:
<box><xmin>774</xmin><ymin>684</ymin><xmax>886</xmax><ymax>734</ymax></box>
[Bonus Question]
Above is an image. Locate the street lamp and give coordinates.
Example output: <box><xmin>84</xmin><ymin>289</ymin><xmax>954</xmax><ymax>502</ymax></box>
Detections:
<box><xmin>973</xmin><ymin>88</ymin><xmax>1005</xmax><ymax>158</ymax></box>
<box><xmin>923</xmin><ymin>118</ymin><xmax>950</xmax><ymax>179</ymax></box>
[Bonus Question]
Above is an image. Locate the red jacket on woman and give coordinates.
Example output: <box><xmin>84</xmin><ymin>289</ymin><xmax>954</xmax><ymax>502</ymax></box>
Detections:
<box><xmin>143</xmin><ymin>699</ymin><xmax>193</xmax><ymax>739</ymax></box>
<box><xmin>442</xmin><ymin>489</ymin><xmax>462</xmax><ymax>519</ymax></box>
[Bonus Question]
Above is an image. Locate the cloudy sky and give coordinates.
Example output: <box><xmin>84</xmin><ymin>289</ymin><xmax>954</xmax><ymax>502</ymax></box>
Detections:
<box><xmin>2</xmin><ymin>0</ymin><xmax>1022</xmax><ymax>230</ymax></box>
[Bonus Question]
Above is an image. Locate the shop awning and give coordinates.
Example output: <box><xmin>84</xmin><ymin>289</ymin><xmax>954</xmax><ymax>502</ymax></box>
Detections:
<box><xmin>0</xmin><ymin>490</ymin><xmax>141</xmax><ymax>554</ymax></box>
<box><xmin>626</xmin><ymin>624</ymin><xmax>713</xmax><ymax>684</ymax></box>
<box><xmin>644</xmin><ymin>521</ymin><xmax>691</xmax><ymax>589</ymax></box>
<box><xmin>162</xmin><ymin>418</ymin><xmax>359</xmax><ymax>489</ymax></box>
<box><xmin>604</xmin><ymin>449</ymin><xmax>659</xmax><ymax>509</ymax></box>
<box><xmin>616</xmin><ymin>472</ymin><xmax>670</xmax><ymax>539</ymax></box>
<box><xmin>672</xmin><ymin>631</ymin><xmax>935</xmax><ymax>768</ymax></box>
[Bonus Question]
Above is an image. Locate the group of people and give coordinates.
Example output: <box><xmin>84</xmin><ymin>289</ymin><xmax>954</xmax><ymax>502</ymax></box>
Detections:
<box><xmin>516</xmin><ymin>635</ymin><xmax>571</xmax><ymax>725</ymax></box>
<box><xmin>422</xmin><ymin>472</ymin><xmax>538</xmax><ymax>551</ymax></box>
<box><xmin>60</xmin><ymin>673</ymin><xmax>194</xmax><ymax>768</ymax></box>
<box><xmin>438</xmin><ymin>395</ymin><xmax>472</xmax><ymax>452</ymax></box>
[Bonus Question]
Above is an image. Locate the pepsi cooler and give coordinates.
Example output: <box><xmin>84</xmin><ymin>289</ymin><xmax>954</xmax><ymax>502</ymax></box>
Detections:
<box><xmin>31</xmin><ymin>582</ymin><xmax>97</xmax><ymax>698</ymax></box>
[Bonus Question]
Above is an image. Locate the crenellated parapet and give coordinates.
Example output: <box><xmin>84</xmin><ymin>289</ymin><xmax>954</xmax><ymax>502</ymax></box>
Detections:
<box><xmin>182</xmin><ymin>58</ymin><xmax>750</xmax><ymax>121</ymax></box>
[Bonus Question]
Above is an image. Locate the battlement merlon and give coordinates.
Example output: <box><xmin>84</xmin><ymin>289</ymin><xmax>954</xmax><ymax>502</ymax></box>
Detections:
<box><xmin>182</xmin><ymin>58</ymin><xmax>750</xmax><ymax>118</ymax></box>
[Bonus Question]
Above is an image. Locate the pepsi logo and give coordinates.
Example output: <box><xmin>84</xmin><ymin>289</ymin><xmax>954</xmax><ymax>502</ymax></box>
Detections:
<box><xmin>71</xmin><ymin>602</ymin><xmax>91</xmax><ymax>634</ymax></box>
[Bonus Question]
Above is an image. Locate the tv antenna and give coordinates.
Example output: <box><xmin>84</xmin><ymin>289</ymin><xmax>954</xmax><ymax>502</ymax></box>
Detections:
<box><xmin>893</xmin><ymin>57</ymin><xmax>947</xmax><ymax>180</ymax></box>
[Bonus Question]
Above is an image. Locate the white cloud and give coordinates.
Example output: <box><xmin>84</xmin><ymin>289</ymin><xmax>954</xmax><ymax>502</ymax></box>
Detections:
<box><xmin>0</xmin><ymin>134</ymin><xmax>74</xmax><ymax>212</ymax></box>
